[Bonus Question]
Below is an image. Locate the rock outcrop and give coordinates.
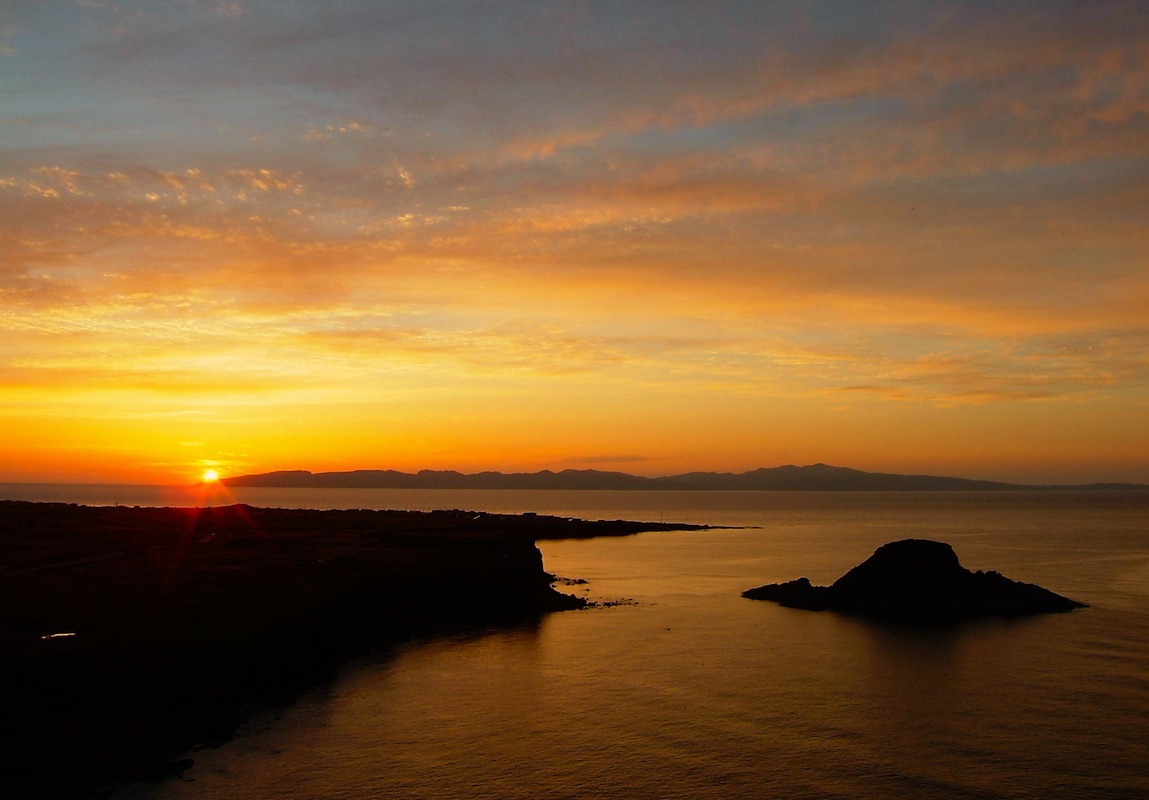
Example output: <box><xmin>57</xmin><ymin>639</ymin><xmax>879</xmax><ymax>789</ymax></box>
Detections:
<box><xmin>743</xmin><ymin>538</ymin><xmax>1085</xmax><ymax>619</ymax></box>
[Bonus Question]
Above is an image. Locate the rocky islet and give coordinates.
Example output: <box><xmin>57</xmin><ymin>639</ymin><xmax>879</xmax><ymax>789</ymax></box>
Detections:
<box><xmin>743</xmin><ymin>538</ymin><xmax>1086</xmax><ymax>618</ymax></box>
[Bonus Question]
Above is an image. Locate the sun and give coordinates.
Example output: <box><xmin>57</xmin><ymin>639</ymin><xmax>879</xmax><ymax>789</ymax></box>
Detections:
<box><xmin>202</xmin><ymin>468</ymin><xmax>220</xmax><ymax>483</ymax></box>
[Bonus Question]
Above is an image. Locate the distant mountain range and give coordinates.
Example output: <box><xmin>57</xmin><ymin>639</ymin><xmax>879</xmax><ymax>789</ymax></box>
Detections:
<box><xmin>222</xmin><ymin>464</ymin><xmax>1146</xmax><ymax>491</ymax></box>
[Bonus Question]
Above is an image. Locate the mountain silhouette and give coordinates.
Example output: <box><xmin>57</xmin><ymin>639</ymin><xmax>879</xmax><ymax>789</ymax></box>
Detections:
<box><xmin>222</xmin><ymin>464</ymin><xmax>1146</xmax><ymax>491</ymax></box>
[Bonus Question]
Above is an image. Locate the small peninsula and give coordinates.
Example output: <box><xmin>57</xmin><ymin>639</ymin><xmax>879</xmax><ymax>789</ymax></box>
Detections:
<box><xmin>743</xmin><ymin>539</ymin><xmax>1086</xmax><ymax>619</ymax></box>
<box><xmin>0</xmin><ymin>501</ymin><xmax>706</xmax><ymax>800</ymax></box>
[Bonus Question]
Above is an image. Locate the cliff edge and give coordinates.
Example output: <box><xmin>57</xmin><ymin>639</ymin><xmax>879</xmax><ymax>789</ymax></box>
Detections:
<box><xmin>0</xmin><ymin>502</ymin><xmax>696</xmax><ymax>799</ymax></box>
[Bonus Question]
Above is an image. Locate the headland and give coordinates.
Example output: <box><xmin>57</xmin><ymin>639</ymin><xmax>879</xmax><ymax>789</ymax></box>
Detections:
<box><xmin>0</xmin><ymin>501</ymin><xmax>706</xmax><ymax>799</ymax></box>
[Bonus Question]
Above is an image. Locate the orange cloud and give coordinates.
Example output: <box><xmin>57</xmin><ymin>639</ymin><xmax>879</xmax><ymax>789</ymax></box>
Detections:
<box><xmin>2</xmin><ymin>1</ymin><xmax>1147</xmax><ymax>483</ymax></box>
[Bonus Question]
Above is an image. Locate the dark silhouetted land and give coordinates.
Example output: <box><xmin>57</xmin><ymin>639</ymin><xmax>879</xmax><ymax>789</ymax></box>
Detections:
<box><xmin>743</xmin><ymin>538</ymin><xmax>1086</xmax><ymax>619</ymax></box>
<box><xmin>0</xmin><ymin>501</ymin><xmax>706</xmax><ymax>799</ymax></box>
<box><xmin>223</xmin><ymin>463</ymin><xmax>1147</xmax><ymax>491</ymax></box>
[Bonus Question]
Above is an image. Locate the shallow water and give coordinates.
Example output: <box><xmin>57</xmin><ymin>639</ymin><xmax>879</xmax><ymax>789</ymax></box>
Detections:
<box><xmin>6</xmin><ymin>487</ymin><xmax>1147</xmax><ymax>799</ymax></box>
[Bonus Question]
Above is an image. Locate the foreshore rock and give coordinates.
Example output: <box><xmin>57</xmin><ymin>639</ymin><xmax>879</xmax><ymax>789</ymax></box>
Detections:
<box><xmin>743</xmin><ymin>538</ymin><xmax>1086</xmax><ymax>619</ymax></box>
<box><xmin>0</xmin><ymin>501</ymin><xmax>702</xmax><ymax>799</ymax></box>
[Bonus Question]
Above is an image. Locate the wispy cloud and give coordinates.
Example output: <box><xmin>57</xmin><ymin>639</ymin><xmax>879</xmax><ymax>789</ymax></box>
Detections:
<box><xmin>2</xmin><ymin>0</ymin><xmax>1147</xmax><ymax>482</ymax></box>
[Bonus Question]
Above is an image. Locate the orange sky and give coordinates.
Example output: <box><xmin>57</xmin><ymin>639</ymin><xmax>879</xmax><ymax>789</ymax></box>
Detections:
<box><xmin>2</xmin><ymin>1</ymin><xmax>1147</xmax><ymax>485</ymax></box>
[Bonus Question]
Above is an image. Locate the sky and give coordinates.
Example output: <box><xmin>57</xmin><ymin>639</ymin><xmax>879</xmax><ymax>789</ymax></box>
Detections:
<box><xmin>2</xmin><ymin>0</ymin><xmax>1147</xmax><ymax>485</ymax></box>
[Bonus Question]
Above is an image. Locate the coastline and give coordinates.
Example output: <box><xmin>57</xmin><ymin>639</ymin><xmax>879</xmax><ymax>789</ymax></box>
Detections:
<box><xmin>0</xmin><ymin>501</ymin><xmax>706</xmax><ymax>799</ymax></box>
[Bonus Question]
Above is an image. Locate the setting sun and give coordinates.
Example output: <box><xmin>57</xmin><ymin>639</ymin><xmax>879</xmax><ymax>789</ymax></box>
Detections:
<box><xmin>0</xmin><ymin>0</ymin><xmax>1146</xmax><ymax>489</ymax></box>
<box><xmin>0</xmin><ymin>4</ymin><xmax>1145</xmax><ymax>799</ymax></box>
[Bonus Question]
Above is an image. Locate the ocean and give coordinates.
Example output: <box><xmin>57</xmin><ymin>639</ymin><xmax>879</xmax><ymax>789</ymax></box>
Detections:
<box><xmin>3</xmin><ymin>486</ymin><xmax>1147</xmax><ymax>799</ymax></box>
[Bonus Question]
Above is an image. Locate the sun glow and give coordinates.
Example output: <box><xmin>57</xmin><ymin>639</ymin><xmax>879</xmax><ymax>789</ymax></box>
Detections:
<box><xmin>1</xmin><ymin>3</ymin><xmax>1147</xmax><ymax>488</ymax></box>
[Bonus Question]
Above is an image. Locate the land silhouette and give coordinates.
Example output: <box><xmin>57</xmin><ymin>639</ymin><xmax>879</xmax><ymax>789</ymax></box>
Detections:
<box><xmin>223</xmin><ymin>463</ymin><xmax>1146</xmax><ymax>491</ymax></box>
<box><xmin>0</xmin><ymin>501</ymin><xmax>706</xmax><ymax>799</ymax></box>
<box><xmin>743</xmin><ymin>538</ymin><xmax>1086</xmax><ymax>618</ymax></box>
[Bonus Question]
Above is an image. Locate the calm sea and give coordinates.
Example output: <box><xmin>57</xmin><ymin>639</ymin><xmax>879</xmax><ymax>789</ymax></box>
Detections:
<box><xmin>4</xmin><ymin>486</ymin><xmax>1148</xmax><ymax>799</ymax></box>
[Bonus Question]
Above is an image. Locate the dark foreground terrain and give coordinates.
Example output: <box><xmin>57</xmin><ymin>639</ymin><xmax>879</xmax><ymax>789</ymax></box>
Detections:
<box><xmin>0</xmin><ymin>501</ymin><xmax>705</xmax><ymax>799</ymax></box>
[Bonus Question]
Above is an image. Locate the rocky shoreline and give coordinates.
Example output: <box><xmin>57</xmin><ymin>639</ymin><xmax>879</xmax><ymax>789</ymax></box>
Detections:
<box><xmin>0</xmin><ymin>501</ymin><xmax>707</xmax><ymax>799</ymax></box>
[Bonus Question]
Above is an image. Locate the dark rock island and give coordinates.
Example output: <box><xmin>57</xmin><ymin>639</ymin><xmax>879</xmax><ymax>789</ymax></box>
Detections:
<box><xmin>743</xmin><ymin>539</ymin><xmax>1086</xmax><ymax>619</ymax></box>
<box><xmin>0</xmin><ymin>501</ymin><xmax>707</xmax><ymax>799</ymax></box>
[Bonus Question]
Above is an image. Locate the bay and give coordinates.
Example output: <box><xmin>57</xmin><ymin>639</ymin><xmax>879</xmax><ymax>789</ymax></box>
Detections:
<box><xmin>4</xmin><ymin>486</ymin><xmax>1147</xmax><ymax>798</ymax></box>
